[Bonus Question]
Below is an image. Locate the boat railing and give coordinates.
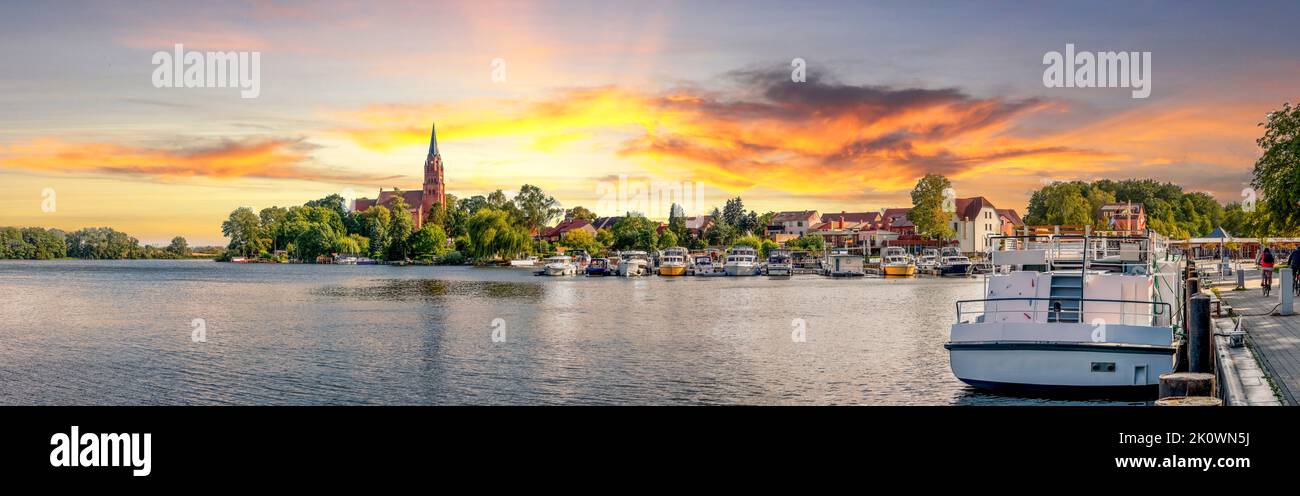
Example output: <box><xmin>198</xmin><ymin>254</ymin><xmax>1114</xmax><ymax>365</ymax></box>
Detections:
<box><xmin>986</xmin><ymin>234</ymin><xmax>1157</xmax><ymax>269</ymax></box>
<box><xmin>955</xmin><ymin>297</ymin><xmax>1172</xmax><ymax>325</ymax></box>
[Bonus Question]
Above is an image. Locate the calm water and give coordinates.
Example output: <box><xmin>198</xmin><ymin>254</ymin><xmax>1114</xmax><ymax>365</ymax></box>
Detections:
<box><xmin>0</xmin><ymin>260</ymin><xmax>1137</xmax><ymax>405</ymax></box>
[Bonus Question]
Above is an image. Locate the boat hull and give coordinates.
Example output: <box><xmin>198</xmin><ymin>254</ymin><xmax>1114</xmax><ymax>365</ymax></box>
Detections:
<box><xmin>946</xmin><ymin>341</ymin><xmax>1174</xmax><ymax>392</ymax></box>
<box><xmin>584</xmin><ymin>268</ymin><xmax>609</xmax><ymax>276</ymax></box>
<box><xmin>939</xmin><ymin>263</ymin><xmax>971</xmax><ymax>276</ymax></box>
<box><xmin>658</xmin><ymin>265</ymin><xmax>687</xmax><ymax>276</ymax></box>
<box><xmin>724</xmin><ymin>264</ymin><xmax>757</xmax><ymax>276</ymax></box>
<box><xmin>882</xmin><ymin>265</ymin><xmax>916</xmax><ymax>277</ymax></box>
<box><xmin>767</xmin><ymin>265</ymin><xmax>792</xmax><ymax>276</ymax></box>
<box><xmin>543</xmin><ymin>265</ymin><xmax>574</xmax><ymax>276</ymax></box>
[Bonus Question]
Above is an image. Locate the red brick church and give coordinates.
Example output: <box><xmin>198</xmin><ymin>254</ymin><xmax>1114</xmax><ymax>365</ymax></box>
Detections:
<box><xmin>353</xmin><ymin>123</ymin><xmax>445</xmax><ymax>229</ymax></box>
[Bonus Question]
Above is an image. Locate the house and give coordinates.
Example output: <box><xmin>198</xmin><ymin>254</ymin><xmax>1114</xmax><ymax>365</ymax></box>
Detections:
<box><xmin>684</xmin><ymin>215</ymin><xmax>714</xmax><ymax>236</ymax></box>
<box><xmin>952</xmin><ymin>197</ymin><xmax>1001</xmax><ymax>253</ymax></box>
<box><xmin>808</xmin><ymin>216</ymin><xmax>868</xmax><ymax>250</ymax></box>
<box><xmin>819</xmin><ymin>211</ymin><xmax>882</xmax><ymax>227</ymax></box>
<box><xmin>590</xmin><ymin>216</ymin><xmax>624</xmax><ymax>231</ymax></box>
<box><xmin>996</xmin><ymin>208</ymin><xmax>1025</xmax><ymax>235</ymax></box>
<box><xmin>769</xmin><ymin>211</ymin><xmax>820</xmax><ymax>237</ymax></box>
<box><xmin>540</xmin><ymin>218</ymin><xmax>596</xmax><ymax>243</ymax></box>
<box><xmin>1100</xmin><ymin>203</ymin><xmax>1146</xmax><ymax>233</ymax></box>
<box><xmin>880</xmin><ymin>208</ymin><xmax>914</xmax><ymax>234</ymax></box>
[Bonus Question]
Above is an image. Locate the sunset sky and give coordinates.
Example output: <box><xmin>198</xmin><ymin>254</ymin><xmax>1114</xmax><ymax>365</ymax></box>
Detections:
<box><xmin>2</xmin><ymin>0</ymin><xmax>1298</xmax><ymax>245</ymax></box>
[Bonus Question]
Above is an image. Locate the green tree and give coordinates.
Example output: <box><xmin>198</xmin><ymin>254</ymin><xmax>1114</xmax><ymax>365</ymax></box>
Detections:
<box><xmin>293</xmin><ymin>223</ymin><xmax>338</xmax><ymax>262</ymax></box>
<box><xmin>361</xmin><ymin>205</ymin><xmax>392</xmax><ymax>258</ymax></box>
<box><xmin>658</xmin><ymin>230</ymin><xmax>679</xmax><ymax>250</ymax></box>
<box><xmin>565</xmin><ymin>205</ymin><xmax>598</xmax><ymax>222</ymax></box>
<box><xmin>611</xmin><ymin>216</ymin><xmax>659</xmax><ymax>251</ymax></box>
<box><xmin>907</xmin><ymin>174</ymin><xmax>956</xmax><ymax>240</ymax></box>
<box><xmin>166</xmin><ymin>236</ymin><xmax>190</xmax><ymax>257</ymax></box>
<box><xmin>1251</xmin><ymin>102</ymin><xmax>1300</xmax><ymax>235</ymax></box>
<box><xmin>410</xmin><ymin>224</ymin><xmax>449</xmax><ymax>262</ymax></box>
<box><xmin>221</xmin><ymin>207</ymin><xmax>267</xmax><ymax>257</ymax></box>
<box><xmin>514</xmin><ymin>184</ymin><xmax>562</xmax><ymax>231</ymax></box>
<box><xmin>386</xmin><ymin>197</ymin><xmax>414</xmax><ymax>261</ymax></box>
<box><xmin>560</xmin><ymin>228</ymin><xmax>599</xmax><ymax>254</ymax></box>
<box><xmin>465</xmin><ymin>208</ymin><xmax>531</xmax><ymax>260</ymax></box>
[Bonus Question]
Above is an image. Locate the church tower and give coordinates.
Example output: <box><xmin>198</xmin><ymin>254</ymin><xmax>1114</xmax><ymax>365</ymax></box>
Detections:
<box><xmin>421</xmin><ymin>123</ymin><xmax>445</xmax><ymax>226</ymax></box>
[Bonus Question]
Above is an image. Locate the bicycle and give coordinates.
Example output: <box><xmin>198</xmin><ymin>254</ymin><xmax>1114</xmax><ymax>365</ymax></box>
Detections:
<box><xmin>1262</xmin><ymin>266</ymin><xmax>1273</xmax><ymax>296</ymax></box>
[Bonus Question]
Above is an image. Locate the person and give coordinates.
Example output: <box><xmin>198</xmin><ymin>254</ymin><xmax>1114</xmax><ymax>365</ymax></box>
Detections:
<box><xmin>1289</xmin><ymin>248</ymin><xmax>1300</xmax><ymax>296</ymax></box>
<box><xmin>1260</xmin><ymin>247</ymin><xmax>1276</xmax><ymax>296</ymax></box>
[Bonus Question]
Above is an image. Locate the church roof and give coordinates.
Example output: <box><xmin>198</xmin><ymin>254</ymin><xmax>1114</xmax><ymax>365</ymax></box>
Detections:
<box><xmin>428</xmin><ymin>123</ymin><xmax>439</xmax><ymax>155</ymax></box>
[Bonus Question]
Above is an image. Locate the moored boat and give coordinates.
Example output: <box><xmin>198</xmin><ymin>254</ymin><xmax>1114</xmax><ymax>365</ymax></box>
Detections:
<box><xmin>618</xmin><ymin>251</ymin><xmax>650</xmax><ymax>277</ymax></box>
<box><xmin>824</xmin><ymin>251</ymin><xmax>865</xmax><ymax>277</ymax></box>
<box><xmin>510</xmin><ymin>256</ymin><xmax>539</xmax><ymax>267</ymax></box>
<box><xmin>723</xmin><ymin>246</ymin><xmax>759</xmax><ymax>276</ymax></box>
<box><xmin>542</xmin><ymin>255</ymin><xmax>576</xmax><ymax>276</ymax></box>
<box><xmin>945</xmin><ymin>232</ymin><xmax>1177</xmax><ymax>396</ymax></box>
<box><xmin>585</xmin><ymin>258</ymin><xmax>611</xmax><ymax>276</ymax></box>
<box><xmin>766</xmin><ymin>249</ymin><xmax>792</xmax><ymax>276</ymax></box>
<box><xmin>658</xmin><ymin>247</ymin><xmax>688</xmax><ymax>276</ymax></box>
<box><xmin>880</xmin><ymin>246</ymin><xmax>916</xmax><ymax>277</ymax></box>
<box><xmin>938</xmin><ymin>247</ymin><xmax>973</xmax><ymax>276</ymax></box>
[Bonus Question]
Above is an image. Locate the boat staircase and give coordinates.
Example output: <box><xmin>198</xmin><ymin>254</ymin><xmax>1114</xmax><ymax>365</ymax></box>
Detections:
<box><xmin>1047</xmin><ymin>274</ymin><xmax>1083</xmax><ymax>323</ymax></box>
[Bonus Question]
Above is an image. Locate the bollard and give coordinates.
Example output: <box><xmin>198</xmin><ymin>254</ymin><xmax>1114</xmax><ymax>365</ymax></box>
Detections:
<box><xmin>1187</xmin><ymin>294</ymin><xmax>1212</xmax><ymax>373</ymax></box>
<box><xmin>1282</xmin><ymin>268</ymin><xmax>1294</xmax><ymax>316</ymax></box>
<box><xmin>1237</xmin><ymin>262</ymin><xmax>1246</xmax><ymax>290</ymax></box>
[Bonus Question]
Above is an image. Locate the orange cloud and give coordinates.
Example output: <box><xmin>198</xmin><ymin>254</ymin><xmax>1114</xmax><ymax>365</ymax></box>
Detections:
<box><xmin>0</xmin><ymin>137</ymin><xmax>391</xmax><ymax>184</ymax></box>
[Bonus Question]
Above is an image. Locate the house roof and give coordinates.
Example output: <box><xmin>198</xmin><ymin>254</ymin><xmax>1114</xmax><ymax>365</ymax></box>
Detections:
<box><xmin>685</xmin><ymin>215</ymin><xmax>713</xmax><ymax>230</ymax></box>
<box><xmin>818</xmin><ymin>211</ymin><xmax>882</xmax><ymax>224</ymax></box>
<box><xmin>772</xmin><ymin>210</ymin><xmax>820</xmax><ymax>223</ymax></box>
<box><xmin>811</xmin><ymin>219</ymin><xmax>868</xmax><ymax>232</ymax></box>
<box><xmin>376</xmin><ymin>189</ymin><xmax>424</xmax><ymax>210</ymax></box>
<box><xmin>541</xmin><ymin>218</ymin><xmax>592</xmax><ymax>238</ymax></box>
<box><xmin>591</xmin><ymin>216</ymin><xmax>623</xmax><ymax>230</ymax></box>
<box><xmin>881</xmin><ymin>208</ymin><xmax>913</xmax><ymax>228</ymax></box>
<box><xmin>1101</xmin><ymin>203</ymin><xmax>1145</xmax><ymax>213</ymax></box>
<box><xmin>954</xmin><ymin>196</ymin><xmax>996</xmax><ymax>220</ymax></box>
<box><xmin>996</xmin><ymin>208</ymin><xmax>1024</xmax><ymax>227</ymax></box>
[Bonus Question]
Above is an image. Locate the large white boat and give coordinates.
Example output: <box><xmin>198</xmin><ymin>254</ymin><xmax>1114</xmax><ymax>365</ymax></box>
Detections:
<box><xmin>542</xmin><ymin>255</ymin><xmax>576</xmax><ymax>276</ymax></box>
<box><xmin>916</xmin><ymin>248</ymin><xmax>939</xmax><ymax>271</ymax></box>
<box><xmin>945</xmin><ymin>233</ymin><xmax>1178</xmax><ymax>396</ymax></box>
<box><xmin>618</xmin><ymin>251</ymin><xmax>650</xmax><ymax>277</ymax></box>
<box><xmin>723</xmin><ymin>246</ymin><xmax>759</xmax><ymax>276</ymax></box>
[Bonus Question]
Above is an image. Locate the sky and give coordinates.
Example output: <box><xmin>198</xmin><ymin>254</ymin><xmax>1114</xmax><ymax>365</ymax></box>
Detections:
<box><xmin>1</xmin><ymin>0</ymin><xmax>1297</xmax><ymax>245</ymax></box>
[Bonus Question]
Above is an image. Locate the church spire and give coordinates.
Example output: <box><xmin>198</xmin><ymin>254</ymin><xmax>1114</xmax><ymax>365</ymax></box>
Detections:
<box><xmin>428</xmin><ymin>123</ymin><xmax>439</xmax><ymax>156</ymax></box>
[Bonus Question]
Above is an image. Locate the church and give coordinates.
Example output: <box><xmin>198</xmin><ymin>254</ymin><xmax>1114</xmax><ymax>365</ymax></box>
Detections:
<box><xmin>352</xmin><ymin>123</ymin><xmax>445</xmax><ymax>229</ymax></box>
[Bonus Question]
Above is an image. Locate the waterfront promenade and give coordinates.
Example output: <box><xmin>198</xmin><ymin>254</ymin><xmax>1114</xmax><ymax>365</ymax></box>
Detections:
<box><xmin>1216</xmin><ymin>276</ymin><xmax>1299</xmax><ymax>405</ymax></box>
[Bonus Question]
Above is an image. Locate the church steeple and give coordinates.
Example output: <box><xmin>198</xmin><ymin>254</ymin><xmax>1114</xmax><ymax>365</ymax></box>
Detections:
<box><xmin>428</xmin><ymin>123</ymin><xmax>439</xmax><ymax>156</ymax></box>
<box><xmin>420</xmin><ymin>121</ymin><xmax>445</xmax><ymax>229</ymax></box>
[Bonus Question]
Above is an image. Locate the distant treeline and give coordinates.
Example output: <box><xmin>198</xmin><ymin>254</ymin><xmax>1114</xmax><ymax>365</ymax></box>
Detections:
<box><xmin>0</xmin><ymin>226</ymin><xmax>204</xmax><ymax>260</ymax></box>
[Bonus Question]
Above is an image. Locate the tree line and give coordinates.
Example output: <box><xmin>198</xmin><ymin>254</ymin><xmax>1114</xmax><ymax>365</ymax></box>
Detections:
<box><xmin>0</xmin><ymin>226</ymin><xmax>193</xmax><ymax>260</ymax></box>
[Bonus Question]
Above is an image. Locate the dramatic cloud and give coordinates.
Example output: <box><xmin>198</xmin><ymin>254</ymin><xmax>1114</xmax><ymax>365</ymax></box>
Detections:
<box><xmin>0</xmin><ymin>137</ymin><xmax>394</xmax><ymax>184</ymax></box>
<box><xmin>334</xmin><ymin>69</ymin><xmax>1120</xmax><ymax>201</ymax></box>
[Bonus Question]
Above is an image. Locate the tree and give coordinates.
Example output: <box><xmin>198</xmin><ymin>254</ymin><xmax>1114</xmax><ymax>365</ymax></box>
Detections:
<box><xmin>565</xmin><ymin>206</ymin><xmax>598</xmax><ymax>222</ymax></box>
<box><xmin>259</xmin><ymin>206</ymin><xmax>289</xmax><ymax>251</ymax></box>
<box><xmin>658</xmin><ymin>230</ymin><xmax>679</xmax><ymax>250</ymax></box>
<box><xmin>1251</xmin><ymin>102</ymin><xmax>1300</xmax><ymax>235</ymax></box>
<box><xmin>594</xmin><ymin>228</ymin><xmax>615</xmax><ymax>251</ymax></box>
<box><xmin>514</xmin><ymin>184</ymin><xmax>562</xmax><ymax>231</ymax></box>
<box><xmin>787</xmin><ymin>235</ymin><xmax>825</xmax><ymax>252</ymax></box>
<box><xmin>385</xmin><ymin>197</ymin><xmax>414</xmax><ymax>261</ymax></box>
<box><xmin>360</xmin><ymin>205</ymin><xmax>392</xmax><ymax>259</ymax></box>
<box><xmin>293</xmin><ymin>223</ymin><xmax>338</xmax><ymax>262</ymax></box>
<box><xmin>560</xmin><ymin>228</ymin><xmax>599</xmax><ymax>254</ymax></box>
<box><xmin>668</xmin><ymin>203</ymin><xmax>687</xmax><ymax>240</ymax></box>
<box><xmin>465</xmin><ymin>208</ymin><xmax>531</xmax><ymax>260</ymax></box>
<box><xmin>611</xmin><ymin>216</ymin><xmax>659</xmax><ymax>251</ymax></box>
<box><xmin>732</xmin><ymin>235</ymin><xmax>762</xmax><ymax>250</ymax></box>
<box><xmin>410</xmin><ymin>224</ymin><xmax>448</xmax><ymax>262</ymax></box>
<box><xmin>221</xmin><ymin>207</ymin><xmax>267</xmax><ymax>257</ymax></box>
<box><xmin>166</xmin><ymin>236</ymin><xmax>190</xmax><ymax>257</ymax></box>
<box><xmin>908</xmin><ymin>174</ymin><xmax>956</xmax><ymax>240</ymax></box>
<box><xmin>722</xmin><ymin>197</ymin><xmax>746</xmax><ymax>228</ymax></box>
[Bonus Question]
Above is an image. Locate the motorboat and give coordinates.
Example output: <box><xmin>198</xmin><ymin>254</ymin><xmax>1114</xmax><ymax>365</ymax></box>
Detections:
<box><xmin>824</xmin><ymin>250</ymin><xmax>865</xmax><ymax>277</ymax></box>
<box><xmin>880</xmin><ymin>246</ymin><xmax>916</xmax><ymax>277</ymax></box>
<box><xmin>510</xmin><ymin>256</ymin><xmax>538</xmax><ymax>267</ymax></box>
<box><xmin>916</xmin><ymin>248</ymin><xmax>939</xmax><ymax>271</ymax></box>
<box><xmin>723</xmin><ymin>246</ymin><xmax>759</xmax><ymax>276</ymax></box>
<box><xmin>692</xmin><ymin>255</ymin><xmax>720</xmax><ymax>276</ymax></box>
<box><xmin>618</xmin><ymin>251</ymin><xmax>650</xmax><ymax>277</ymax></box>
<box><xmin>542</xmin><ymin>256</ymin><xmax>576</xmax><ymax>276</ymax></box>
<box><xmin>767</xmin><ymin>249</ymin><xmax>792</xmax><ymax>277</ymax></box>
<box><xmin>945</xmin><ymin>232</ymin><xmax>1177</xmax><ymax>396</ymax></box>
<box><xmin>659</xmin><ymin>247</ymin><xmax>688</xmax><ymax>276</ymax></box>
<box><xmin>938</xmin><ymin>247</ymin><xmax>973</xmax><ymax>276</ymax></box>
<box><xmin>585</xmin><ymin>258</ymin><xmax>611</xmax><ymax>276</ymax></box>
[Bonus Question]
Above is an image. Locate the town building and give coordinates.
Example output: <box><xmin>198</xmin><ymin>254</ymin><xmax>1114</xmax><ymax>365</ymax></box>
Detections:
<box><xmin>769</xmin><ymin>211</ymin><xmax>820</xmax><ymax>238</ymax></box>
<box><xmin>1100</xmin><ymin>203</ymin><xmax>1146</xmax><ymax>233</ymax></box>
<box><xmin>540</xmin><ymin>218</ymin><xmax>596</xmax><ymax>243</ymax></box>
<box><xmin>353</xmin><ymin>123</ymin><xmax>446</xmax><ymax>230</ymax></box>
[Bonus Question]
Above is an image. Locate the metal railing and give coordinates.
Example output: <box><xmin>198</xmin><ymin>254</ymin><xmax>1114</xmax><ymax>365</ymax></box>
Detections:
<box><xmin>955</xmin><ymin>297</ymin><xmax>1172</xmax><ymax>325</ymax></box>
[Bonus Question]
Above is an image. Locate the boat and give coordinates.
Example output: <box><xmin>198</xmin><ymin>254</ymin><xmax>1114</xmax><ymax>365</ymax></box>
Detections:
<box><xmin>915</xmin><ymin>248</ymin><xmax>939</xmax><ymax>271</ymax></box>
<box><xmin>723</xmin><ymin>246</ymin><xmax>760</xmax><ymax>276</ymax></box>
<box><xmin>938</xmin><ymin>247</ymin><xmax>973</xmax><ymax>276</ymax></box>
<box><xmin>658</xmin><ymin>247</ymin><xmax>688</xmax><ymax>276</ymax></box>
<box><xmin>692</xmin><ymin>255</ymin><xmax>720</xmax><ymax>276</ymax></box>
<box><xmin>509</xmin><ymin>256</ymin><xmax>539</xmax><ymax>267</ymax></box>
<box><xmin>541</xmin><ymin>255</ymin><xmax>576</xmax><ymax>276</ymax></box>
<box><xmin>570</xmin><ymin>250</ymin><xmax>591</xmax><ymax>270</ymax></box>
<box><xmin>880</xmin><ymin>247</ymin><xmax>916</xmax><ymax>277</ymax></box>
<box><xmin>766</xmin><ymin>249</ymin><xmax>792</xmax><ymax>277</ymax></box>
<box><xmin>824</xmin><ymin>250</ymin><xmax>865</xmax><ymax>277</ymax></box>
<box><xmin>945</xmin><ymin>232</ymin><xmax>1177</xmax><ymax>396</ymax></box>
<box><xmin>617</xmin><ymin>251</ymin><xmax>650</xmax><ymax>277</ymax></box>
<box><xmin>585</xmin><ymin>258</ymin><xmax>611</xmax><ymax>276</ymax></box>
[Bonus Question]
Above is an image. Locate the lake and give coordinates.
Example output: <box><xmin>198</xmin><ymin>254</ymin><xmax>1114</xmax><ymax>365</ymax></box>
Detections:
<box><xmin>0</xmin><ymin>260</ymin><xmax>1139</xmax><ymax>405</ymax></box>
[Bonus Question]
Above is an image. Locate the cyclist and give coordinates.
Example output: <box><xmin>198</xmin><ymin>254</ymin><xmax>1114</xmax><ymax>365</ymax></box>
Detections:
<box><xmin>1260</xmin><ymin>247</ymin><xmax>1276</xmax><ymax>296</ymax></box>
<box><xmin>1289</xmin><ymin>248</ymin><xmax>1300</xmax><ymax>296</ymax></box>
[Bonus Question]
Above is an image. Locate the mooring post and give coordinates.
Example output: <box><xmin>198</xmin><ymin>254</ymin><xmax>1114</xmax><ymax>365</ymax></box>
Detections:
<box><xmin>1187</xmin><ymin>294</ymin><xmax>1211</xmax><ymax>373</ymax></box>
<box><xmin>1281</xmin><ymin>267</ymin><xmax>1294</xmax><ymax>316</ymax></box>
<box><xmin>1237</xmin><ymin>262</ymin><xmax>1246</xmax><ymax>290</ymax></box>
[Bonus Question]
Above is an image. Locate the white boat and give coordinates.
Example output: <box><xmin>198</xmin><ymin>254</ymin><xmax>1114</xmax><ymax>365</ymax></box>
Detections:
<box><xmin>510</xmin><ymin>256</ymin><xmax>539</xmax><ymax>267</ymax></box>
<box><xmin>946</xmin><ymin>233</ymin><xmax>1177</xmax><ymax>396</ymax></box>
<box><xmin>723</xmin><ymin>246</ymin><xmax>759</xmax><ymax>276</ymax></box>
<box><xmin>692</xmin><ymin>255</ymin><xmax>719</xmax><ymax>276</ymax></box>
<box><xmin>824</xmin><ymin>251</ymin><xmax>865</xmax><ymax>277</ymax></box>
<box><xmin>542</xmin><ymin>256</ymin><xmax>576</xmax><ymax>276</ymax></box>
<box><xmin>916</xmin><ymin>248</ymin><xmax>939</xmax><ymax>270</ymax></box>
<box><xmin>618</xmin><ymin>251</ymin><xmax>650</xmax><ymax>277</ymax></box>
<box><xmin>767</xmin><ymin>249</ymin><xmax>792</xmax><ymax>276</ymax></box>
